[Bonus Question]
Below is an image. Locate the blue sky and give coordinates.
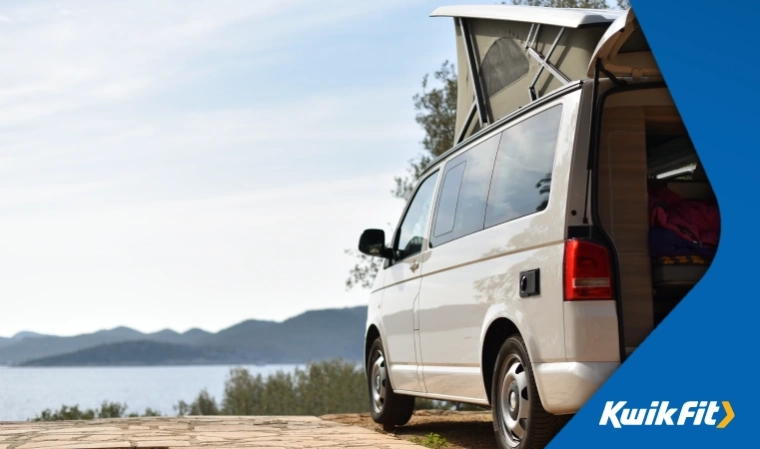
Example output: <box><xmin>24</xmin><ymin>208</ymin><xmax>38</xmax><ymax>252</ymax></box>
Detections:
<box><xmin>0</xmin><ymin>0</ymin><xmax>495</xmax><ymax>337</ymax></box>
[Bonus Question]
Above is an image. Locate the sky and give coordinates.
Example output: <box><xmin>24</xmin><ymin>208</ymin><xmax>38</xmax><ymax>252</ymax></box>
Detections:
<box><xmin>0</xmin><ymin>0</ymin><xmax>505</xmax><ymax>337</ymax></box>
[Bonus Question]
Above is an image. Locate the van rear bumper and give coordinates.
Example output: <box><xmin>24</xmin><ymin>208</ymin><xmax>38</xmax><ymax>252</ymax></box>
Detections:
<box><xmin>532</xmin><ymin>361</ymin><xmax>620</xmax><ymax>415</ymax></box>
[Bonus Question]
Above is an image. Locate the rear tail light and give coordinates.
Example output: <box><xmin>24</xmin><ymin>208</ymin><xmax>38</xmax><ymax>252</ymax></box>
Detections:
<box><xmin>564</xmin><ymin>239</ymin><xmax>612</xmax><ymax>301</ymax></box>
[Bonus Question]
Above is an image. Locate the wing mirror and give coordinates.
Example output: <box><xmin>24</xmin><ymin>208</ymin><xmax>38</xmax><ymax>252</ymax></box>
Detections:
<box><xmin>358</xmin><ymin>229</ymin><xmax>393</xmax><ymax>259</ymax></box>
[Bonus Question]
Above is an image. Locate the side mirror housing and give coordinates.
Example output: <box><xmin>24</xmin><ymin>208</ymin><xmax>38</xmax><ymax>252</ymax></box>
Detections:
<box><xmin>358</xmin><ymin>229</ymin><xmax>393</xmax><ymax>259</ymax></box>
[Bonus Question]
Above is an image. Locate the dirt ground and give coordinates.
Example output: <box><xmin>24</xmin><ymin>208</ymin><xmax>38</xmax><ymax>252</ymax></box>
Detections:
<box><xmin>321</xmin><ymin>410</ymin><xmax>498</xmax><ymax>449</ymax></box>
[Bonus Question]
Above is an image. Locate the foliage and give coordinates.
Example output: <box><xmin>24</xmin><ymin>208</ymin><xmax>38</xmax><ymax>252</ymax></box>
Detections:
<box><xmin>127</xmin><ymin>408</ymin><xmax>162</xmax><ymax>417</ymax></box>
<box><xmin>410</xmin><ymin>433</ymin><xmax>450</xmax><ymax>449</ymax></box>
<box><xmin>175</xmin><ymin>389</ymin><xmax>220</xmax><ymax>416</ymax></box>
<box><xmin>31</xmin><ymin>401</ymin><xmax>160</xmax><ymax>421</ymax></box>
<box><xmin>393</xmin><ymin>61</ymin><xmax>458</xmax><ymax>201</ymax></box>
<box><xmin>219</xmin><ymin>359</ymin><xmax>368</xmax><ymax>415</ymax></box>
<box><xmin>174</xmin><ymin>359</ymin><xmax>368</xmax><ymax>416</ymax></box>
<box><xmin>344</xmin><ymin>249</ymin><xmax>382</xmax><ymax>290</ymax></box>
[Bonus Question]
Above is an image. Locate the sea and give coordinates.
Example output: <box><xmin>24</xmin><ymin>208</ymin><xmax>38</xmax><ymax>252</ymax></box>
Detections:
<box><xmin>0</xmin><ymin>364</ymin><xmax>302</xmax><ymax>422</ymax></box>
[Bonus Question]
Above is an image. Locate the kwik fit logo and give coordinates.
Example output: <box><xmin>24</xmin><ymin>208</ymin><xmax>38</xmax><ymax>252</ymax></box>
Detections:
<box><xmin>600</xmin><ymin>401</ymin><xmax>734</xmax><ymax>428</ymax></box>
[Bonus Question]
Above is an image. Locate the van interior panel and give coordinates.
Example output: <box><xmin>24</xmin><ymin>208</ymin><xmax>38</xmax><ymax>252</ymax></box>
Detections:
<box><xmin>597</xmin><ymin>92</ymin><xmax>719</xmax><ymax>352</ymax></box>
<box><xmin>597</xmin><ymin>106</ymin><xmax>653</xmax><ymax>349</ymax></box>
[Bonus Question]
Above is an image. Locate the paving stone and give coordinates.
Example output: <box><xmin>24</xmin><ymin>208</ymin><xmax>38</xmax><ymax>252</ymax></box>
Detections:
<box><xmin>134</xmin><ymin>441</ymin><xmax>191</xmax><ymax>447</ymax></box>
<box><xmin>0</xmin><ymin>417</ymin><xmax>420</xmax><ymax>449</ymax></box>
<box><xmin>194</xmin><ymin>436</ymin><xmax>227</xmax><ymax>442</ymax></box>
<box><xmin>48</xmin><ymin>442</ymin><xmax>132</xmax><ymax>449</ymax></box>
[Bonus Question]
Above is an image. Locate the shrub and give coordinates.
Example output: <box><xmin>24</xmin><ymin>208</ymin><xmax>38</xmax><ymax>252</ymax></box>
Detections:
<box><xmin>175</xmin><ymin>389</ymin><xmax>220</xmax><ymax>416</ymax></box>
<box><xmin>218</xmin><ymin>359</ymin><xmax>366</xmax><ymax>415</ymax></box>
<box><xmin>32</xmin><ymin>401</ymin><xmax>157</xmax><ymax>421</ymax></box>
<box><xmin>410</xmin><ymin>433</ymin><xmax>449</xmax><ymax>449</ymax></box>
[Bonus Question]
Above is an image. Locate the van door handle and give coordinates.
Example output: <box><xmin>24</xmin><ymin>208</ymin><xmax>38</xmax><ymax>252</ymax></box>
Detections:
<box><xmin>410</xmin><ymin>261</ymin><xmax>420</xmax><ymax>273</ymax></box>
<box><xmin>519</xmin><ymin>269</ymin><xmax>540</xmax><ymax>297</ymax></box>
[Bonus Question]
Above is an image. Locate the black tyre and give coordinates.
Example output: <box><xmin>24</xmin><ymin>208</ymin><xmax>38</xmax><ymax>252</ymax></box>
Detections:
<box><xmin>491</xmin><ymin>336</ymin><xmax>568</xmax><ymax>449</ymax></box>
<box><xmin>367</xmin><ymin>337</ymin><xmax>415</xmax><ymax>427</ymax></box>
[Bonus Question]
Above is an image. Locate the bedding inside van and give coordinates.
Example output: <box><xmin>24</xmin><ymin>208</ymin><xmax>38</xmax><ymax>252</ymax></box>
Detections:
<box><xmin>646</xmin><ymin>141</ymin><xmax>719</xmax><ymax>324</ymax></box>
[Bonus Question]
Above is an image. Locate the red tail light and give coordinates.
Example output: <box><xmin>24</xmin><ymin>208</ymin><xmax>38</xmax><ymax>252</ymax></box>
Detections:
<box><xmin>564</xmin><ymin>239</ymin><xmax>612</xmax><ymax>301</ymax></box>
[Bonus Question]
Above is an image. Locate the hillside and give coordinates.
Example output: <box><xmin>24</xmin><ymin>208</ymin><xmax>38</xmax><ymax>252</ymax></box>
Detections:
<box><xmin>0</xmin><ymin>331</ymin><xmax>53</xmax><ymax>350</ymax></box>
<box><xmin>19</xmin><ymin>341</ymin><xmax>239</xmax><ymax>367</ymax></box>
<box><xmin>0</xmin><ymin>327</ymin><xmax>169</xmax><ymax>364</ymax></box>
<box><xmin>9</xmin><ymin>306</ymin><xmax>368</xmax><ymax>366</ymax></box>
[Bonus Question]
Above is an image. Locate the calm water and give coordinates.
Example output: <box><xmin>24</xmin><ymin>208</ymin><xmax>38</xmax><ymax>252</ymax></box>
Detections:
<box><xmin>0</xmin><ymin>364</ymin><xmax>301</xmax><ymax>422</ymax></box>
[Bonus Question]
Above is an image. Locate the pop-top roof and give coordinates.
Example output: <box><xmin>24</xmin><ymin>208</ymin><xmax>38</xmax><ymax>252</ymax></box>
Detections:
<box><xmin>431</xmin><ymin>5</ymin><xmax>651</xmax><ymax>145</ymax></box>
<box><xmin>431</xmin><ymin>5</ymin><xmax>623</xmax><ymax>28</ymax></box>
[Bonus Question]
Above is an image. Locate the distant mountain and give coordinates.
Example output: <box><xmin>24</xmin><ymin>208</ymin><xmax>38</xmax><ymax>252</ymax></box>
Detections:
<box><xmin>7</xmin><ymin>306</ymin><xmax>368</xmax><ymax>366</ymax></box>
<box><xmin>11</xmin><ymin>331</ymin><xmax>51</xmax><ymax>341</ymax></box>
<box><xmin>0</xmin><ymin>327</ymin><xmax>152</xmax><ymax>365</ymax></box>
<box><xmin>20</xmin><ymin>341</ymin><xmax>241</xmax><ymax>367</ymax></box>
<box><xmin>0</xmin><ymin>331</ymin><xmax>52</xmax><ymax>349</ymax></box>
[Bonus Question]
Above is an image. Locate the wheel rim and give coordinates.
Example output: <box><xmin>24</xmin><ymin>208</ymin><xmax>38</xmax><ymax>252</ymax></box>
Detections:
<box><xmin>499</xmin><ymin>353</ymin><xmax>530</xmax><ymax>447</ymax></box>
<box><xmin>370</xmin><ymin>350</ymin><xmax>388</xmax><ymax>414</ymax></box>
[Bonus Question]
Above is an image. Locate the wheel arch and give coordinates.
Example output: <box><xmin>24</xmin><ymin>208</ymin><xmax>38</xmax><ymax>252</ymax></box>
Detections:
<box><xmin>365</xmin><ymin>324</ymin><xmax>381</xmax><ymax>375</ymax></box>
<box><xmin>481</xmin><ymin>317</ymin><xmax>521</xmax><ymax>405</ymax></box>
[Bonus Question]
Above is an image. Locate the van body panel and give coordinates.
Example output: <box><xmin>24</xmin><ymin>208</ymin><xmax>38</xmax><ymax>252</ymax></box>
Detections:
<box><xmin>562</xmin><ymin>301</ymin><xmax>620</xmax><ymax>362</ymax></box>
<box><xmin>413</xmin><ymin>94</ymin><xmax>581</xmax><ymax>401</ymax></box>
<box><xmin>376</xmin><ymin>170</ymin><xmax>442</xmax><ymax>394</ymax></box>
<box><xmin>533</xmin><ymin>361</ymin><xmax>619</xmax><ymax>415</ymax></box>
<box><xmin>379</xmin><ymin>258</ymin><xmax>425</xmax><ymax>392</ymax></box>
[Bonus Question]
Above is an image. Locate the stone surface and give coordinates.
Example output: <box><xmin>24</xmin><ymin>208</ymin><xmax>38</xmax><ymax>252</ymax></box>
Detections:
<box><xmin>0</xmin><ymin>417</ymin><xmax>421</xmax><ymax>449</ymax></box>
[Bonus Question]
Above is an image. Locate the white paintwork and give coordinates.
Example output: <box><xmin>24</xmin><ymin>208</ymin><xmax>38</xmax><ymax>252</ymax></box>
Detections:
<box><xmin>376</xmin><ymin>170</ymin><xmax>441</xmax><ymax>393</ymax></box>
<box><xmin>532</xmin><ymin>361</ymin><xmax>620</xmax><ymax>414</ymax></box>
<box><xmin>586</xmin><ymin>8</ymin><xmax>660</xmax><ymax>78</ymax></box>
<box><xmin>417</xmin><ymin>96</ymin><xmax>579</xmax><ymax>401</ymax></box>
<box><xmin>430</xmin><ymin>5</ymin><xmax>622</xmax><ymax>28</ymax></box>
<box><xmin>563</xmin><ymin>301</ymin><xmax>620</xmax><ymax>362</ymax></box>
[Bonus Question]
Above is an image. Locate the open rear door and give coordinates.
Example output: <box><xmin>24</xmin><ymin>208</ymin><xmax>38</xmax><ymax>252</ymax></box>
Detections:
<box><xmin>587</xmin><ymin>8</ymin><xmax>660</xmax><ymax>79</ymax></box>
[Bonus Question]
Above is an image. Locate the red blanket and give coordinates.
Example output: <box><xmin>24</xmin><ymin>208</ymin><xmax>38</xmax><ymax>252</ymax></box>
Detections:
<box><xmin>649</xmin><ymin>186</ymin><xmax>720</xmax><ymax>247</ymax></box>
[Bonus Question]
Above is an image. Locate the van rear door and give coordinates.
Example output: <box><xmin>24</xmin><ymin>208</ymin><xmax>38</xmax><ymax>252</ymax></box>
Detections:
<box><xmin>587</xmin><ymin>8</ymin><xmax>661</xmax><ymax>79</ymax></box>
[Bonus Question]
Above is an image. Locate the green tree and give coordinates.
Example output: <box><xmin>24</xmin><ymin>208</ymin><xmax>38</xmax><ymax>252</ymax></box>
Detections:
<box><xmin>176</xmin><ymin>389</ymin><xmax>221</xmax><ymax>416</ymax></box>
<box><xmin>393</xmin><ymin>61</ymin><xmax>458</xmax><ymax>201</ymax></box>
<box><xmin>221</xmin><ymin>367</ymin><xmax>265</xmax><ymax>415</ymax></box>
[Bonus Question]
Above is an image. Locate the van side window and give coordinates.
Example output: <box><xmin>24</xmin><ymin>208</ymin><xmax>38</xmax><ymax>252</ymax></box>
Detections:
<box><xmin>432</xmin><ymin>161</ymin><xmax>466</xmax><ymax>237</ymax></box>
<box><xmin>430</xmin><ymin>135</ymin><xmax>500</xmax><ymax>247</ymax></box>
<box><xmin>485</xmin><ymin>105</ymin><xmax>563</xmax><ymax>228</ymax></box>
<box><xmin>395</xmin><ymin>171</ymin><xmax>440</xmax><ymax>260</ymax></box>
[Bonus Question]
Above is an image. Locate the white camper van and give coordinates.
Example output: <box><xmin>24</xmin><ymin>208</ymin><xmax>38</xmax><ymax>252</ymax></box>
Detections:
<box><xmin>358</xmin><ymin>6</ymin><xmax>719</xmax><ymax>449</ymax></box>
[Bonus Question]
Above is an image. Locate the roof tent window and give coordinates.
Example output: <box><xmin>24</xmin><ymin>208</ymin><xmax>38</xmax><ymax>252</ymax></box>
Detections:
<box><xmin>479</xmin><ymin>37</ymin><xmax>530</xmax><ymax>99</ymax></box>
